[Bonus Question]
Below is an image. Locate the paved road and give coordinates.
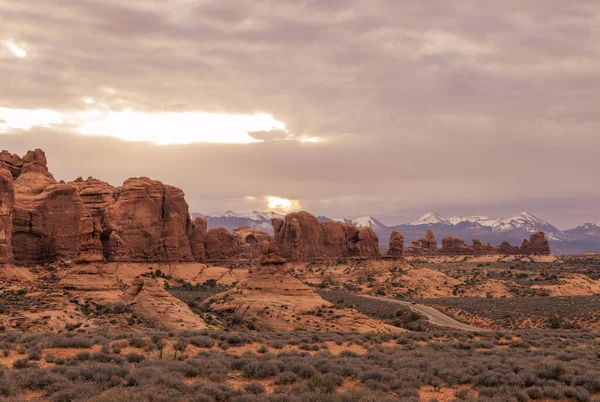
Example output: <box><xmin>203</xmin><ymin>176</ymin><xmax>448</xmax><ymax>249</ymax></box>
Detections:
<box><xmin>363</xmin><ymin>295</ymin><xmax>488</xmax><ymax>332</ymax></box>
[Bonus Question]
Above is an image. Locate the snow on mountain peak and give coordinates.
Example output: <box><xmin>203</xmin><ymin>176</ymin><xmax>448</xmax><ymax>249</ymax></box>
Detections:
<box><xmin>352</xmin><ymin>216</ymin><xmax>382</xmax><ymax>231</ymax></box>
<box><xmin>409</xmin><ymin>212</ymin><xmax>449</xmax><ymax>226</ymax></box>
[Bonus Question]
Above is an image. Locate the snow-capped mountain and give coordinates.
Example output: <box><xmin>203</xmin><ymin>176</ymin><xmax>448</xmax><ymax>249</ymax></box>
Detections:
<box><xmin>352</xmin><ymin>216</ymin><xmax>386</xmax><ymax>231</ymax></box>
<box><xmin>195</xmin><ymin>210</ymin><xmax>600</xmax><ymax>254</ymax></box>
<box><xmin>409</xmin><ymin>212</ymin><xmax>449</xmax><ymax>226</ymax></box>
<box><xmin>408</xmin><ymin>212</ymin><xmax>560</xmax><ymax>236</ymax></box>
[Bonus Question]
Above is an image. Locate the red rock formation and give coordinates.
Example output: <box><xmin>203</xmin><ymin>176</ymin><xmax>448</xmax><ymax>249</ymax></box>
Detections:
<box><xmin>272</xmin><ymin>211</ymin><xmax>380</xmax><ymax>261</ymax></box>
<box><xmin>259</xmin><ymin>240</ymin><xmax>286</xmax><ymax>265</ymax></box>
<box><xmin>189</xmin><ymin>216</ymin><xmax>207</xmax><ymax>262</ymax></box>
<box><xmin>353</xmin><ymin>227</ymin><xmax>380</xmax><ymax>259</ymax></box>
<box><xmin>10</xmin><ymin>151</ymin><xmax>104</xmax><ymax>264</ymax></box>
<box><xmin>205</xmin><ymin>227</ymin><xmax>238</xmax><ymax>261</ymax></box>
<box><xmin>440</xmin><ymin>236</ymin><xmax>474</xmax><ymax>255</ymax></box>
<box><xmin>232</xmin><ymin>226</ymin><xmax>272</xmax><ymax>261</ymax></box>
<box><xmin>385</xmin><ymin>230</ymin><xmax>404</xmax><ymax>259</ymax></box>
<box><xmin>406</xmin><ymin>229</ymin><xmax>438</xmax><ymax>256</ymax></box>
<box><xmin>472</xmin><ymin>238</ymin><xmax>494</xmax><ymax>255</ymax></box>
<box><xmin>273</xmin><ymin>211</ymin><xmax>326</xmax><ymax>261</ymax></box>
<box><xmin>71</xmin><ymin>177</ymin><xmax>118</xmax><ymax>220</ymax></box>
<box><xmin>0</xmin><ymin>169</ymin><xmax>14</xmax><ymax>263</ymax></box>
<box><xmin>204</xmin><ymin>226</ymin><xmax>272</xmax><ymax>262</ymax></box>
<box><xmin>519</xmin><ymin>232</ymin><xmax>551</xmax><ymax>255</ymax></box>
<box><xmin>101</xmin><ymin>178</ymin><xmax>194</xmax><ymax>262</ymax></box>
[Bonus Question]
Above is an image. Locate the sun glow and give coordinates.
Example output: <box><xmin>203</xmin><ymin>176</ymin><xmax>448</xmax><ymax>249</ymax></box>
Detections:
<box><xmin>266</xmin><ymin>196</ymin><xmax>301</xmax><ymax>213</ymax></box>
<box><xmin>3</xmin><ymin>40</ymin><xmax>27</xmax><ymax>58</ymax></box>
<box><xmin>0</xmin><ymin>106</ymin><xmax>288</xmax><ymax>144</ymax></box>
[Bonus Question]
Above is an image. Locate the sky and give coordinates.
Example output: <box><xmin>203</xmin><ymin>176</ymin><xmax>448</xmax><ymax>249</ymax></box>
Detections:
<box><xmin>1</xmin><ymin>0</ymin><xmax>599</xmax><ymax>229</ymax></box>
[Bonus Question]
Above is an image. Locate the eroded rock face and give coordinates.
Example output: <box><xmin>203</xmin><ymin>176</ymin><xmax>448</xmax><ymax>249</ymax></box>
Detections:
<box><xmin>259</xmin><ymin>240</ymin><xmax>286</xmax><ymax>265</ymax></box>
<box><xmin>386</xmin><ymin>230</ymin><xmax>404</xmax><ymax>259</ymax></box>
<box><xmin>520</xmin><ymin>232</ymin><xmax>551</xmax><ymax>255</ymax></box>
<box><xmin>440</xmin><ymin>236</ymin><xmax>473</xmax><ymax>255</ymax></box>
<box><xmin>273</xmin><ymin>211</ymin><xmax>380</xmax><ymax>261</ymax></box>
<box><xmin>189</xmin><ymin>217</ymin><xmax>207</xmax><ymax>263</ymax></box>
<box><xmin>232</xmin><ymin>226</ymin><xmax>272</xmax><ymax>261</ymax></box>
<box><xmin>0</xmin><ymin>169</ymin><xmax>14</xmax><ymax>263</ymax></box>
<box><xmin>406</xmin><ymin>229</ymin><xmax>438</xmax><ymax>256</ymax></box>
<box><xmin>102</xmin><ymin>178</ymin><xmax>194</xmax><ymax>262</ymax></box>
<box><xmin>205</xmin><ymin>227</ymin><xmax>238</xmax><ymax>261</ymax></box>
<box><xmin>405</xmin><ymin>231</ymin><xmax>552</xmax><ymax>257</ymax></box>
<box><xmin>203</xmin><ymin>226</ymin><xmax>272</xmax><ymax>262</ymax></box>
<box><xmin>9</xmin><ymin>151</ymin><xmax>104</xmax><ymax>264</ymax></box>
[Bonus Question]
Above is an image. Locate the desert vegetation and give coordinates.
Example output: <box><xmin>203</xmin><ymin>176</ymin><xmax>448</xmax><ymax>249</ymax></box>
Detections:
<box><xmin>1</xmin><ymin>329</ymin><xmax>600</xmax><ymax>401</ymax></box>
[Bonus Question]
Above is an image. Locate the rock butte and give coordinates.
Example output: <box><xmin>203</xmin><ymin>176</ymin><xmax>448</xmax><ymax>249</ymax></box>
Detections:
<box><xmin>0</xmin><ymin>148</ymin><xmax>551</xmax><ymax>266</ymax></box>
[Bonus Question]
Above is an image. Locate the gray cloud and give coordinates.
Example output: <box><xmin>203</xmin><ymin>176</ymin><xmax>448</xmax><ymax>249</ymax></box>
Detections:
<box><xmin>0</xmin><ymin>0</ymin><xmax>599</xmax><ymax>228</ymax></box>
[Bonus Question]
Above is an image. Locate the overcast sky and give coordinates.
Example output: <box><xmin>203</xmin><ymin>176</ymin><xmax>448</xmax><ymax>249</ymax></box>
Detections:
<box><xmin>1</xmin><ymin>0</ymin><xmax>599</xmax><ymax>229</ymax></box>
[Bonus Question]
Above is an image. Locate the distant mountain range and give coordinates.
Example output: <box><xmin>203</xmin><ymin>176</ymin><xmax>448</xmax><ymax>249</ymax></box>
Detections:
<box><xmin>193</xmin><ymin>211</ymin><xmax>600</xmax><ymax>255</ymax></box>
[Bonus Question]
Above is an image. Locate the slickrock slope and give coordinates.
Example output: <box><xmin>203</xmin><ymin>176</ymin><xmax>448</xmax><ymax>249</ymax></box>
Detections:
<box><xmin>121</xmin><ymin>277</ymin><xmax>207</xmax><ymax>330</ymax></box>
<box><xmin>0</xmin><ymin>169</ymin><xmax>14</xmax><ymax>263</ymax></box>
<box><xmin>204</xmin><ymin>246</ymin><xmax>390</xmax><ymax>332</ymax></box>
<box><xmin>272</xmin><ymin>211</ymin><xmax>380</xmax><ymax>261</ymax></box>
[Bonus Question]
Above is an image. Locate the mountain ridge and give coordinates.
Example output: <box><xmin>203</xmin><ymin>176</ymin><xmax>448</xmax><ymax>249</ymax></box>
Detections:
<box><xmin>196</xmin><ymin>210</ymin><xmax>600</xmax><ymax>255</ymax></box>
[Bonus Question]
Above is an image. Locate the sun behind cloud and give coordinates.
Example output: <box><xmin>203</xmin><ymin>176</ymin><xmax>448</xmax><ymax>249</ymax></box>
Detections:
<box><xmin>266</xmin><ymin>196</ymin><xmax>301</xmax><ymax>213</ymax></box>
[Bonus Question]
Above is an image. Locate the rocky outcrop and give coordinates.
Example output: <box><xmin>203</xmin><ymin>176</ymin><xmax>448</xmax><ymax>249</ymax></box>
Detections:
<box><xmin>121</xmin><ymin>276</ymin><xmax>207</xmax><ymax>330</ymax></box>
<box><xmin>520</xmin><ymin>231</ymin><xmax>551</xmax><ymax>255</ymax></box>
<box><xmin>204</xmin><ymin>226</ymin><xmax>272</xmax><ymax>262</ymax></box>
<box><xmin>259</xmin><ymin>240</ymin><xmax>286</xmax><ymax>265</ymax></box>
<box><xmin>440</xmin><ymin>236</ymin><xmax>473</xmax><ymax>255</ymax></box>
<box><xmin>189</xmin><ymin>216</ymin><xmax>207</xmax><ymax>262</ymax></box>
<box><xmin>0</xmin><ymin>169</ymin><xmax>14</xmax><ymax>263</ymax></box>
<box><xmin>70</xmin><ymin>177</ymin><xmax>118</xmax><ymax>220</ymax></box>
<box><xmin>406</xmin><ymin>229</ymin><xmax>438</xmax><ymax>256</ymax></box>
<box><xmin>385</xmin><ymin>230</ymin><xmax>404</xmax><ymax>259</ymax></box>
<box><xmin>205</xmin><ymin>227</ymin><xmax>239</xmax><ymax>261</ymax></box>
<box><xmin>405</xmin><ymin>230</ymin><xmax>552</xmax><ymax>257</ymax></box>
<box><xmin>272</xmin><ymin>211</ymin><xmax>380</xmax><ymax>261</ymax></box>
<box><xmin>472</xmin><ymin>238</ymin><xmax>494</xmax><ymax>255</ymax></box>
<box><xmin>10</xmin><ymin>150</ymin><xmax>104</xmax><ymax>264</ymax></box>
<box><xmin>203</xmin><ymin>264</ymin><xmax>390</xmax><ymax>332</ymax></box>
<box><xmin>101</xmin><ymin>178</ymin><xmax>194</xmax><ymax>262</ymax></box>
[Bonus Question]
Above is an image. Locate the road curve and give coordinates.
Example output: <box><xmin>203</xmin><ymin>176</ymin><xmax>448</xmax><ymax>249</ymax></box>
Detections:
<box><xmin>362</xmin><ymin>295</ymin><xmax>489</xmax><ymax>332</ymax></box>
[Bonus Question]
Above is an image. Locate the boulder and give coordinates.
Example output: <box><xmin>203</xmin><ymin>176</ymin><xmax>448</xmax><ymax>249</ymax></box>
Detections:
<box><xmin>0</xmin><ymin>169</ymin><xmax>14</xmax><ymax>263</ymax></box>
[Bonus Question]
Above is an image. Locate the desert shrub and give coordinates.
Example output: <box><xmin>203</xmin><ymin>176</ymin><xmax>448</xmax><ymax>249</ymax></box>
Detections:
<box><xmin>126</xmin><ymin>353</ymin><xmax>145</xmax><ymax>363</ymax></box>
<box><xmin>244</xmin><ymin>381</ymin><xmax>266</xmax><ymax>395</ymax></box>
<box><xmin>189</xmin><ymin>336</ymin><xmax>215</xmax><ymax>349</ymax></box>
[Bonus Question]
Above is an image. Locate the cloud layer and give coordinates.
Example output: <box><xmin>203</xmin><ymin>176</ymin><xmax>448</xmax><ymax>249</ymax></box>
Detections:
<box><xmin>1</xmin><ymin>0</ymin><xmax>599</xmax><ymax>228</ymax></box>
